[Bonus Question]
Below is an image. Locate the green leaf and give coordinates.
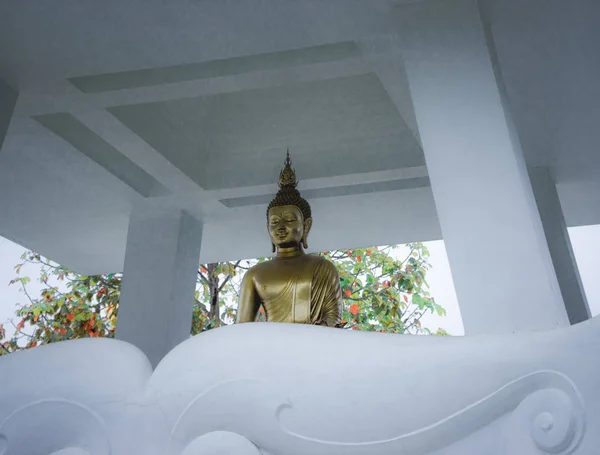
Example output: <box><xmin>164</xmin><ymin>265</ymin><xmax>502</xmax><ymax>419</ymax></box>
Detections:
<box><xmin>412</xmin><ymin>294</ymin><xmax>425</xmax><ymax>309</ymax></box>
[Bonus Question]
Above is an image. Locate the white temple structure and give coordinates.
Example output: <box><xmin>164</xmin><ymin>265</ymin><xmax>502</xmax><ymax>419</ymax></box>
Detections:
<box><xmin>1</xmin><ymin>0</ymin><xmax>599</xmax><ymax>453</ymax></box>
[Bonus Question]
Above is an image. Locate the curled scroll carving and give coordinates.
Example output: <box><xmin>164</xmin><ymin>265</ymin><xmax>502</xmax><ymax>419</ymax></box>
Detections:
<box><xmin>505</xmin><ymin>382</ymin><xmax>585</xmax><ymax>454</ymax></box>
<box><xmin>0</xmin><ymin>399</ymin><xmax>111</xmax><ymax>455</ymax></box>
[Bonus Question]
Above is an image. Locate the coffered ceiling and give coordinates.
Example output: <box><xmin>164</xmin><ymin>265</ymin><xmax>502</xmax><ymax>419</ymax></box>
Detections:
<box><xmin>0</xmin><ymin>0</ymin><xmax>598</xmax><ymax>273</ymax></box>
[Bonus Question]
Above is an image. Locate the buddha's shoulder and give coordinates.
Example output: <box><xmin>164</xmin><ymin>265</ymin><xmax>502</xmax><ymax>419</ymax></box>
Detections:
<box><xmin>306</xmin><ymin>254</ymin><xmax>338</xmax><ymax>273</ymax></box>
<box><xmin>244</xmin><ymin>260</ymin><xmax>270</xmax><ymax>277</ymax></box>
<box><xmin>246</xmin><ymin>254</ymin><xmax>334</xmax><ymax>272</ymax></box>
<box><xmin>243</xmin><ymin>258</ymin><xmax>280</xmax><ymax>277</ymax></box>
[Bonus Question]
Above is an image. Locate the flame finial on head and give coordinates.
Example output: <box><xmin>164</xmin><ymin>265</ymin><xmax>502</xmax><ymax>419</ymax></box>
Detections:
<box><xmin>278</xmin><ymin>149</ymin><xmax>297</xmax><ymax>188</ymax></box>
<box><xmin>267</xmin><ymin>150</ymin><xmax>311</xmax><ymax>222</ymax></box>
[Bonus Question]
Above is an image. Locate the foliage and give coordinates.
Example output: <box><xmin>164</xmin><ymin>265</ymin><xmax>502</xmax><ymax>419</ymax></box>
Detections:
<box><xmin>193</xmin><ymin>260</ymin><xmax>245</xmax><ymax>333</ymax></box>
<box><xmin>325</xmin><ymin>244</ymin><xmax>446</xmax><ymax>334</ymax></box>
<box><xmin>0</xmin><ymin>252</ymin><xmax>120</xmax><ymax>355</ymax></box>
<box><xmin>1</xmin><ymin>244</ymin><xmax>446</xmax><ymax>355</ymax></box>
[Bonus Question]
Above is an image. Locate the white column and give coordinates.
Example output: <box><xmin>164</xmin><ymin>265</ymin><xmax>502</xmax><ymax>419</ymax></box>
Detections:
<box><xmin>397</xmin><ymin>0</ymin><xmax>569</xmax><ymax>334</ymax></box>
<box><xmin>0</xmin><ymin>79</ymin><xmax>17</xmax><ymax>151</ymax></box>
<box><xmin>116</xmin><ymin>203</ymin><xmax>202</xmax><ymax>367</ymax></box>
<box><xmin>529</xmin><ymin>167</ymin><xmax>590</xmax><ymax>324</ymax></box>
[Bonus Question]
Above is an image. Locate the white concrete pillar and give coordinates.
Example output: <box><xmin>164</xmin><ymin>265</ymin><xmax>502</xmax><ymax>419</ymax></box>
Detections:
<box><xmin>116</xmin><ymin>203</ymin><xmax>202</xmax><ymax>367</ymax></box>
<box><xmin>397</xmin><ymin>0</ymin><xmax>569</xmax><ymax>334</ymax></box>
<box><xmin>0</xmin><ymin>79</ymin><xmax>17</xmax><ymax>151</ymax></box>
<box><xmin>529</xmin><ymin>167</ymin><xmax>590</xmax><ymax>324</ymax></box>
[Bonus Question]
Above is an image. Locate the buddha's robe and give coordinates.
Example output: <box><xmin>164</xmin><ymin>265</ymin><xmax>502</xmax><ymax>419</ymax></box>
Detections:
<box><xmin>237</xmin><ymin>255</ymin><xmax>342</xmax><ymax>327</ymax></box>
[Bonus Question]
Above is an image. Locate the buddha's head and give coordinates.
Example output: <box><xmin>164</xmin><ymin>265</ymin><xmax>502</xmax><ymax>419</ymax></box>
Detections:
<box><xmin>267</xmin><ymin>151</ymin><xmax>312</xmax><ymax>252</ymax></box>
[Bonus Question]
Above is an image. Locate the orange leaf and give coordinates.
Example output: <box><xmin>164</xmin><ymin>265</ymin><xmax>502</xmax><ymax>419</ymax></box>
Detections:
<box><xmin>345</xmin><ymin>289</ymin><xmax>352</xmax><ymax>298</ymax></box>
<box><xmin>59</xmin><ymin>328</ymin><xmax>67</xmax><ymax>335</ymax></box>
<box><xmin>349</xmin><ymin>304</ymin><xmax>359</xmax><ymax>315</ymax></box>
<box><xmin>67</xmin><ymin>313</ymin><xmax>74</xmax><ymax>321</ymax></box>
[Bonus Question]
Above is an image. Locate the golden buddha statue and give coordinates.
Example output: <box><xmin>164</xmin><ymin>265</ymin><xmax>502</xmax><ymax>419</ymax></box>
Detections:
<box><xmin>236</xmin><ymin>152</ymin><xmax>342</xmax><ymax>327</ymax></box>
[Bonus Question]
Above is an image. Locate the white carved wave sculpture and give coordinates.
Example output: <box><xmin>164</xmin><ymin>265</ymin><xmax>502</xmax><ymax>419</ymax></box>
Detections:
<box><xmin>0</xmin><ymin>337</ymin><xmax>154</xmax><ymax>455</ymax></box>
<box><xmin>163</xmin><ymin>372</ymin><xmax>585</xmax><ymax>455</ymax></box>
<box><xmin>505</xmin><ymin>384</ymin><xmax>585</xmax><ymax>455</ymax></box>
<box><xmin>1</xmin><ymin>316</ymin><xmax>599</xmax><ymax>454</ymax></box>
<box><xmin>0</xmin><ymin>400</ymin><xmax>110</xmax><ymax>455</ymax></box>
<box><xmin>150</xmin><ymin>319</ymin><xmax>599</xmax><ymax>455</ymax></box>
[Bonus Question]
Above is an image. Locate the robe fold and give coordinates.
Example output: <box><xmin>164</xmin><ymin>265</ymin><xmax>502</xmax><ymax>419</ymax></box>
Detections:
<box><xmin>262</xmin><ymin>257</ymin><xmax>342</xmax><ymax>327</ymax></box>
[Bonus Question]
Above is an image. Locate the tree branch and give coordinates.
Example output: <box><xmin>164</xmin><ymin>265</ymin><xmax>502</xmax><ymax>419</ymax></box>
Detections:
<box><xmin>217</xmin><ymin>260</ymin><xmax>242</xmax><ymax>293</ymax></box>
<box><xmin>197</xmin><ymin>269</ymin><xmax>209</xmax><ymax>285</ymax></box>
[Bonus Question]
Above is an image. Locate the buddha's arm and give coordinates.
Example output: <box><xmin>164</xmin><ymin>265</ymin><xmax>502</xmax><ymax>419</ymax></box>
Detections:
<box><xmin>322</xmin><ymin>274</ymin><xmax>343</xmax><ymax>327</ymax></box>
<box><xmin>237</xmin><ymin>271</ymin><xmax>261</xmax><ymax>323</ymax></box>
<box><xmin>312</xmin><ymin>259</ymin><xmax>343</xmax><ymax>327</ymax></box>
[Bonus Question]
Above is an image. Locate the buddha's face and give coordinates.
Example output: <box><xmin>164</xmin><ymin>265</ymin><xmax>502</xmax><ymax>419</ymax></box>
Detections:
<box><xmin>268</xmin><ymin>205</ymin><xmax>311</xmax><ymax>248</ymax></box>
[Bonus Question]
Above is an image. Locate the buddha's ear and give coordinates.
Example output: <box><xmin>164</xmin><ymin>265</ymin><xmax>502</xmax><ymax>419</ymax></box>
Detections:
<box><xmin>303</xmin><ymin>217</ymin><xmax>313</xmax><ymax>249</ymax></box>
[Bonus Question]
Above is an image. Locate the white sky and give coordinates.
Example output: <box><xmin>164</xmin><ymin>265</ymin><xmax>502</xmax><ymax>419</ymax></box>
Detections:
<box><xmin>1</xmin><ymin>225</ymin><xmax>599</xmax><ymax>339</ymax></box>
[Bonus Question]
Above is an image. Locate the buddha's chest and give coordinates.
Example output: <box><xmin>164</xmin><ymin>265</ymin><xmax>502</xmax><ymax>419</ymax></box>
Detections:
<box><xmin>253</xmin><ymin>261</ymin><xmax>307</xmax><ymax>301</ymax></box>
<box><xmin>253</xmin><ymin>258</ymin><xmax>315</xmax><ymax>322</ymax></box>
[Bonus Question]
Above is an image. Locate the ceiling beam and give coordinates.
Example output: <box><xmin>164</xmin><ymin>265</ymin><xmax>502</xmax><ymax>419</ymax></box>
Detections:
<box><xmin>71</xmin><ymin>108</ymin><xmax>226</xmax><ymax>219</ymax></box>
<box><xmin>15</xmin><ymin>57</ymin><xmax>374</xmax><ymax>116</ymax></box>
<box><xmin>209</xmin><ymin>165</ymin><xmax>429</xmax><ymax>200</ymax></box>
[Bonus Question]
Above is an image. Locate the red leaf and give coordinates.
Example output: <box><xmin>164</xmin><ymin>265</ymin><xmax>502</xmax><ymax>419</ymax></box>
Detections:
<box><xmin>345</xmin><ymin>289</ymin><xmax>352</xmax><ymax>298</ymax></box>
